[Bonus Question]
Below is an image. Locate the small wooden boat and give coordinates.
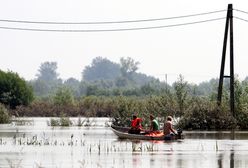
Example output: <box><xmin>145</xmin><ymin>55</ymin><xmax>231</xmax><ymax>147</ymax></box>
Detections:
<box><xmin>111</xmin><ymin>125</ymin><xmax>183</xmax><ymax>140</ymax></box>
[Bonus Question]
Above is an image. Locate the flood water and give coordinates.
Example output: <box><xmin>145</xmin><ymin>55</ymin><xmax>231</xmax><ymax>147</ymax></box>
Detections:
<box><xmin>0</xmin><ymin>117</ymin><xmax>248</xmax><ymax>168</ymax></box>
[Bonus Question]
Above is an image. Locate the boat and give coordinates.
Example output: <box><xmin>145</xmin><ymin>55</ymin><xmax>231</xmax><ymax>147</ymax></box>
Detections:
<box><xmin>111</xmin><ymin>125</ymin><xmax>183</xmax><ymax>140</ymax></box>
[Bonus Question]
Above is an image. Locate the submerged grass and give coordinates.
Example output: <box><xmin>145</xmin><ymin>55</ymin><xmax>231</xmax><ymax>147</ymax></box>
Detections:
<box><xmin>6</xmin><ymin>158</ymin><xmax>22</xmax><ymax>168</ymax></box>
<box><xmin>49</xmin><ymin>117</ymin><xmax>97</xmax><ymax>127</ymax></box>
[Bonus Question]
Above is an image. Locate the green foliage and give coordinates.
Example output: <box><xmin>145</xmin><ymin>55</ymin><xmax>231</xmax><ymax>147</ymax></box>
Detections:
<box><xmin>197</xmin><ymin>78</ymin><xmax>218</xmax><ymax>96</ymax></box>
<box><xmin>11</xmin><ymin>92</ymin><xmax>248</xmax><ymax>130</ymax></box>
<box><xmin>0</xmin><ymin>104</ymin><xmax>10</xmax><ymax>124</ymax></box>
<box><xmin>36</xmin><ymin>62</ymin><xmax>59</xmax><ymax>82</ymax></box>
<box><xmin>31</xmin><ymin>58</ymin><xmax>159</xmax><ymax>97</ymax></box>
<box><xmin>173</xmin><ymin>75</ymin><xmax>189</xmax><ymax>117</ymax></box>
<box><xmin>131</xmin><ymin>73</ymin><xmax>159</xmax><ymax>86</ymax></box>
<box><xmin>111</xmin><ymin>96</ymin><xmax>140</xmax><ymax>126</ymax></box>
<box><xmin>234</xmin><ymin>80</ymin><xmax>248</xmax><ymax>129</ymax></box>
<box><xmin>49</xmin><ymin>115</ymin><xmax>72</xmax><ymax>127</ymax></box>
<box><xmin>236</xmin><ymin>110</ymin><xmax>248</xmax><ymax>129</ymax></box>
<box><xmin>120</xmin><ymin>57</ymin><xmax>140</xmax><ymax>78</ymax></box>
<box><xmin>234</xmin><ymin>79</ymin><xmax>243</xmax><ymax>111</ymax></box>
<box><xmin>83</xmin><ymin>57</ymin><xmax>121</xmax><ymax>81</ymax></box>
<box><xmin>140</xmin><ymin>84</ymin><xmax>155</xmax><ymax>95</ymax></box>
<box><xmin>0</xmin><ymin>70</ymin><xmax>34</xmax><ymax>108</ymax></box>
<box><xmin>178</xmin><ymin>99</ymin><xmax>237</xmax><ymax>130</ymax></box>
<box><xmin>115</xmin><ymin>77</ymin><xmax>129</xmax><ymax>87</ymax></box>
<box><xmin>79</xmin><ymin>96</ymin><xmax>114</xmax><ymax>117</ymax></box>
<box><xmin>10</xmin><ymin>58</ymin><xmax>248</xmax><ymax>130</ymax></box>
<box><xmin>60</xmin><ymin>115</ymin><xmax>71</xmax><ymax>126</ymax></box>
<box><xmin>30</xmin><ymin>62</ymin><xmax>62</xmax><ymax>97</ymax></box>
<box><xmin>64</xmin><ymin>78</ymin><xmax>81</xmax><ymax>98</ymax></box>
<box><xmin>86</xmin><ymin>85</ymin><xmax>99</xmax><ymax>96</ymax></box>
<box><xmin>53</xmin><ymin>87</ymin><xmax>75</xmax><ymax>105</ymax></box>
<box><xmin>14</xmin><ymin>99</ymin><xmax>81</xmax><ymax>117</ymax></box>
<box><xmin>50</xmin><ymin>118</ymin><xmax>60</xmax><ymax>126</ymax></box>
<box><xmin>29</xmin><ymin>79</ymin><xmax>49</xmax><ymax>97</ymax></box>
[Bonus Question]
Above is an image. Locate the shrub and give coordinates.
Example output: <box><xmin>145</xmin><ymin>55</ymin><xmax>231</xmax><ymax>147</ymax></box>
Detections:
<box><xmin>49</xmin><ymin>116</ymin><xmax>71</xmax><ymax>127</ymax></box>
<box><xmin>60</xmin><ymin>116</ymin><xmax>71</xmax><ymax>126</ymax></box>
<box><xmin>50</xmin><ymin>118</ymin><xmax>60</xmax><ymax>126</ymax></box>
<box><xmin>53</xmin><ymin>87</ymin><xmax>75</xmax><ymax>105</ymax></box>
<box><xmin>178</xmin><ymin>100</ymin><xmax>237</xmax><ymax>130</ymax></box>
<box><xmin>0</xmin><ymin>70</ymin><xmax>34</xmax><ymax>108</ymax></box>
<box><xmin>0</xmin><ymin>104</ymin><xmax>10</xmax><ymax>124</ymax></box>
<box><xmin>236</xmin><ymin>109</ymin><xmax>248</xmax><ymax>129</ymax></box>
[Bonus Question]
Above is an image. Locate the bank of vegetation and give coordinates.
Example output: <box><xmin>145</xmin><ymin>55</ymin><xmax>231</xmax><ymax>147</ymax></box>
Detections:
<box><xmin>1</xmin><ymin>57</ymin><xmax>248</xmax><ymax>130</ymax></box>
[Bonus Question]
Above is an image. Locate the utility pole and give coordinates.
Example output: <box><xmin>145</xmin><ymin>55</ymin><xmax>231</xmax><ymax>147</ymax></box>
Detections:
<box><xmin>217</xmin><ymin>4</ymin><xmax>235</xmax><ymax>117</ymax></box>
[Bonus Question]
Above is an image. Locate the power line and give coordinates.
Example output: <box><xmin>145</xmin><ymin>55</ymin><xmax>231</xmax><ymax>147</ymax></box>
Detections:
<box><xmin>233</xmin><ymin>8</ymin><xmax>248</xmax><ymax>15</ymax></box>
<box><xmin>0</xmin><ymin>9</ymin><xmax>226</xmax><ymax>25</ymax></box>
<box><xmin>234</xmin><ymin>16</ymin><xmax>248</xmax><ymax>23</ymax></box>
<box><xmin>0</xmin><ymin>17</ymin><xmax>225</xmax><ymax>32</ymax></box>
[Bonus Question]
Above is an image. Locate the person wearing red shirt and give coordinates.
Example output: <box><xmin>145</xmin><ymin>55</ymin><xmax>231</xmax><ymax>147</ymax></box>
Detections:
<box><xmin>128</xmin><ymin>115</ymin><xmax>142</xmax><ymax>134</ymax></box>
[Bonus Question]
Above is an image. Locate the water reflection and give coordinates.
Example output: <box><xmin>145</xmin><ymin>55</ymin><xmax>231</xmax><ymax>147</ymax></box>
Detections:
<box><xmin>230</xmin><ymin>151</ymin><xmax>234</xmax><ymax>168</ymax></box>
<box><xmin>218</xmin><ymin>153</ymin><xmax>224</xmax><ymax>168</ymax></box>
<box><xmin>185</xmin><ymin>130</ymin><xmax>248</xmax><ymax>140</ymax></box>
<box><xmin>217</xmin><ymin>150</ymin><xmax>236</xmax><ymax>168</ymax></box>
<box><xmin>132</xmin><ymin>153</ymin><xmax>141</xmax><ymax>168</ymax></box>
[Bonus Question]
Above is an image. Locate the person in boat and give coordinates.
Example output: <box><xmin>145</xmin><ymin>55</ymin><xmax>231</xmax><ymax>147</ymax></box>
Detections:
<box><xmin>128</xmin><ymin>115</ymin><xmax>142</xmax><ymax>134</ymax></box>
<box><xmin>149</xmin><ymin>114</ymin><xmax>160</xmax><ymax>133</ymax></box>
<box><xmin>163</xmin><ymin>116</ymin><xmax>177</xmax><ymax>140</ymax></box>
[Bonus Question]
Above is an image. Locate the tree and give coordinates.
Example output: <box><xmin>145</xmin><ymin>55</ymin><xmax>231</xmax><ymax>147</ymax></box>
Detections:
<box><xmin>173</xmin><ymin>75</ymin><xmax>188</xmax><ymax>117</ymax></box>
<box><xmin>53</xmin><ymin>87</ymin><xmax>75</xmax><ymax>105</ymax></box>
<box><xmin>82</xmin><ymin>57</ymin><xmax>121</xmax><ymax>81</ymax></box>
<box><xmin>244</xmin><ymin>76</ymin><xmax>248</xmax><ymax>81</ymax></box>
<box><xmin>120</xmin><ymin>57</ymin><xmax>140</xmax><ymax>78</ymax></box>
<box><xmin>86</xmin><ymin>85</ymin><xmax>99</xmax><ymax>96</ymax></box>
<box><xmin>0</xmin><ymin>70</ymin><xmax>34</xmax><ymax>108</ymax></box>
<box><xmin>131</xmin><ymin>72</ymin><xmax>157</xmax><ymax>86</ymax></box>
<box><xmin>197</xmin><ymin>79</ymin><xmax>218</xmax><ymax>96</ymax></box>
<box><xmin>115</xmin><ymin>77</ymin><xmax>129</xmax><ymax>87</ymax></box>
<box><xmin>36</xmin><ymin>62</ymin><xmax>59</xmax><ymax>82</ymax></box>
<box><xmin>32</xmin><ymin>62</ymin><xmax>62</xmax><ymax>97</ymax></box>
<box><xmin>29</xmin><ymin>79</ymin><xmax>49</xmax><ymax>97</ymax></box>
<box><xmin>64</xmin><ymin>78</ymin><xmax>81</xmax><ymax>97</ymax></box>
<box><xmin>140</xmin><ymin>84</ymin><xmax>156</xmax><ymax>95</ymax></box>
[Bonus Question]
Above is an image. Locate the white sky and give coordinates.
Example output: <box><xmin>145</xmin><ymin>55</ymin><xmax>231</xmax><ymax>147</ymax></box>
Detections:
<box><xmin>0</xmin><ymin>0</ymin><xmax>248</xmax><ymax>84</ymax></box>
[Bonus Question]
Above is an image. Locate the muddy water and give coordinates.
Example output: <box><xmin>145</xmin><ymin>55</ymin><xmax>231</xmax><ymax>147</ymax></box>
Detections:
<box><xmin>0</xmin><ymin>117</ymin><xmax>248</xmax><ymax>168</ymax></box>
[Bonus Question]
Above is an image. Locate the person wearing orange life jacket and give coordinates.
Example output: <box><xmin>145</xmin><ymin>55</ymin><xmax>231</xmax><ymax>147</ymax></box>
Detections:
<box><xmin>128</xmin><ymin>114</ymin><xmax>142</xmax><ymax>134</ymax></box>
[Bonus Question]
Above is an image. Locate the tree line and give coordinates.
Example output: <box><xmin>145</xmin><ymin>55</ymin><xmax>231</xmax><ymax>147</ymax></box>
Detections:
<box><xmin>28</xmin><ymin>56</ymin><xmax>221</xmax><ymax>98</ymax></box>
<box><xmin>29</xmin><ymin>57</ymin><xmax>160</xmax><ymax>98</ymax></box>
<box><xmin>1</xmin><ymin>56</ymin><xmax>248</xmax><ymax>130</ymax></box>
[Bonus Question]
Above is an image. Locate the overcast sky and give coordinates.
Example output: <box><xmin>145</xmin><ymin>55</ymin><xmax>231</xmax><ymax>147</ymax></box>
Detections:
<box><xmin>0</xmin><ymin>0</ymin><xmax>248</xmax><ymax>84</ymax></box>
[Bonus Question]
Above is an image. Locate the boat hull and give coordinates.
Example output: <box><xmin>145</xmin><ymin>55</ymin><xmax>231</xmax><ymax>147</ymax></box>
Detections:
<box><xmin>111</xmin><ymin>125</ymin><xmax>183</xmax><ymax>140</ymax></box>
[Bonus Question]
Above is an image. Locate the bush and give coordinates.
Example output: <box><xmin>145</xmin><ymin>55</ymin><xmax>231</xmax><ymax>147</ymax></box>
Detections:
<box><xmin>50</xmin><ymin>118</ymin><xmax>60</xmax><ymax>126</ymax></box>
<box><xmin>0</xmin><ymin>104</ymin><xmax>10</xmax><ymax>124</ymax></box>
<box><xmin>13</xmin><ymin>100</ymin><xmax>81</xmax><ymax>117</ymax></box>
<box><xmin>60</xmin><ymin>116</ymin><xmax>71</xmax><ymax>126</ymax></box>
<box><xmin>178</xmin><ymin>100</ymin><xmax>237</xmax><ymax>130</ymax></box>
<box><xmin>49</xmin><ymin>116</ymin><xmax>71</xmax><ymax>127</ymax></box>
<box><xmin>236</xmin><ymin>110</ymin><xmax>248</xmax><ymax>129</ymax></box>
<box><xmin>53</xmin><ymin>87</ymin><xmax>75</xmax><ymax>105</ymax></box>
<box><xmin>0</xmin><ymin>70</ymin><xmax>34</xmax><ymax>108</ymax></box>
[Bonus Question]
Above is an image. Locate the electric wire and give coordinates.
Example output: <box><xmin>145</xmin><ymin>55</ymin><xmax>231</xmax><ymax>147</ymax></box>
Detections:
<box><xmin>234</xmin><ymin>16</ymin><xmax>248</xmax><ymax>23</ymax></box>
<box><xmin>233</xmin><ymin>9</ymin><xmax>248</xmax><ymax>15</ymax></box>
<box><xmin>0</xmin><ymin>17</ymin><xmax>226</xmax><ymax>32</ymax></box>
<box><xmin>0</xmin><ymin>9</ymin><xmax>226</xmax><ymax>24</ymax></box>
